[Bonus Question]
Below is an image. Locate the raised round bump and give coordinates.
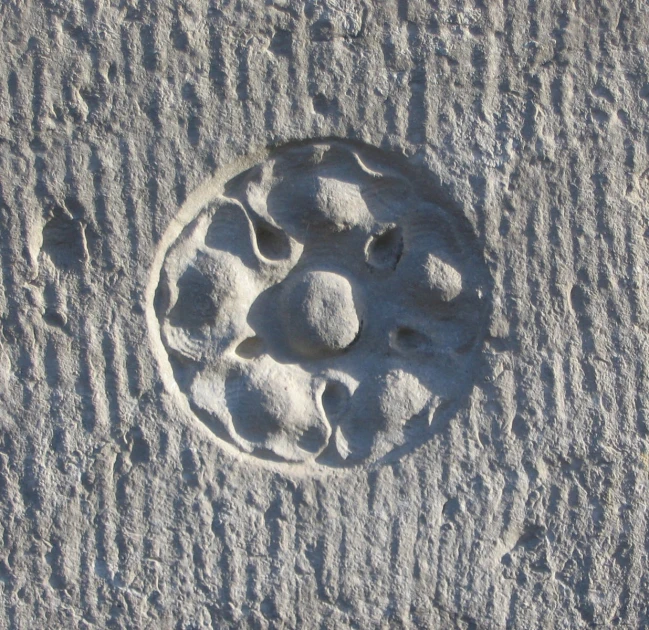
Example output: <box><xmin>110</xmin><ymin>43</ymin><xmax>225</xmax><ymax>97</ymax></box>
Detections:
<box><xmin>283</xmin><ymin>270</ymin><xmax>361</xmax><ymax>358</ymax></box>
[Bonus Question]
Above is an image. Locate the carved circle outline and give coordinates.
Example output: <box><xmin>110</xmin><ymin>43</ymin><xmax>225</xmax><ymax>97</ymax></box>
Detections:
<box><xmin>145</xmin><ymin>139</ymin><xmax>493</xmax><ymax>474</ymax></box>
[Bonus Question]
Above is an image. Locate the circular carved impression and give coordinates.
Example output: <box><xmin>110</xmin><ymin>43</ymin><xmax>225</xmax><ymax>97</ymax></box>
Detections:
<box><xmin>149</xmin><ymin>140</ymin><xmax>491</xmax><ymax>469</ymax></box>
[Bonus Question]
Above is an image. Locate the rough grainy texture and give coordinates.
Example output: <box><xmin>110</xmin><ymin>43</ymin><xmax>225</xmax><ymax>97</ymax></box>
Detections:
<box><xmin>1</xmin><ymin>0</ymin><xmax>649</xmax><ymax>628</ymax></box>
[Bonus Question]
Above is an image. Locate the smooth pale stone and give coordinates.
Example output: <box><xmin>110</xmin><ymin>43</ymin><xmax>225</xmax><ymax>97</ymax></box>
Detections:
<box><xmin>266</xmin><ymin>175</ymin><xmax>373</xmax><ymax>234</ymax></box>
<box><xmin>224</xmin><ymin>359</ymin><xmax>331</xmax><ymax>461</ymax></box>
<box><xmin>377</xmin><ymin>369</ymin><xmax>431</xmax><ymax>427</ymax></box>
<box><xmin>283</xmin><ymin>270</ymin><xmax>360</xmax><ymax>358</ymax></box>
<box><xmin>424</xmin><ymin>254</ymin><xmax>463</xmax><ymax>302</ymax></box>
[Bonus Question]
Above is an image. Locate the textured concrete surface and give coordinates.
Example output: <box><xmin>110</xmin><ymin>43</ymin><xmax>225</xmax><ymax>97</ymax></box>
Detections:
<box><xmin>2</xmin><ymin>0</ymin><xmax>649</xmax><ymax>628</ymax></box>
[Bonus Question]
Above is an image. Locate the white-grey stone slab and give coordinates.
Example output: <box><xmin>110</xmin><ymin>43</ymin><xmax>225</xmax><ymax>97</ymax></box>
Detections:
<box><xmin>1</xmin><ymin>1</ymin><xmax>648</xmax><ymax>628</ymax></box>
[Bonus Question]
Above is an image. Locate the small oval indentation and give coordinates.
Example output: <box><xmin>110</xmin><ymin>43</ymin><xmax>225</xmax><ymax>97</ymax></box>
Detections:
<box><xmin>366</xmin><ymin>226</ymin><xmax>403</xmax><ymax>271</ymax></box>
<box><xmin>254</xmin><ymin>220</ymin><xmax>292</xmax><ymax>260</ymax></box>
<box><xmin>235</xmin><ymin>336</ymin><xmax>264</xmax><ymax>359</ymax></box>
<box><xmin>391</xmin><ymin>326</ymin><xmax>432</xmax><ymax>354</ymax></box>
<box><xmin>321</xmin><ymin>380</ymin><xmax>351</xmax><ymax>420</ymax></box>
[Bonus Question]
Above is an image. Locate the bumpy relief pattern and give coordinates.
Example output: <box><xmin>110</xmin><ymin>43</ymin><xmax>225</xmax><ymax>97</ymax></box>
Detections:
<box><xmin>151</xmin><ymin>141</ymin><xmax>491</xmax><ymax>468</ymax></box>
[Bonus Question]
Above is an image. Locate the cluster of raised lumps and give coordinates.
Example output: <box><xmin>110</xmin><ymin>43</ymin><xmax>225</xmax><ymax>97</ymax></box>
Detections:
<box><xmin>152</xmin><ymin>140</ymin><xmax>490</xmax><ymax>469</ymax></box>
